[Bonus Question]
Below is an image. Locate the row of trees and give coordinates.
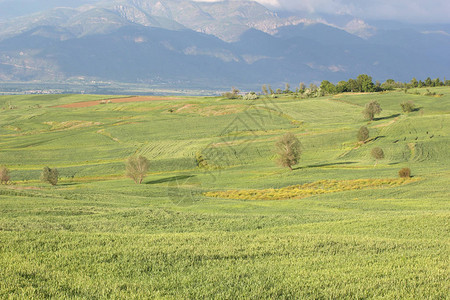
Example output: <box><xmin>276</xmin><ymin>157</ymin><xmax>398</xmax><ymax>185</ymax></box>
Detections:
<box><xmin>0</xmin><ymin>166</ymin><xmax>59</xmax><ymax>186</ymax></box>
<box><xmin>224</xmin><ymin>75</ymin><xmax>447</xmax><ymax>101</ymax></box>
<box><xmin>1</xmin><ymin>157</ymin><xmax>151</xmax><ymax>186</ymax></box>
<box><xmin>258</xmin><ymin>75</ymin><xmax>449</xmax><ymax>97</ymax></box>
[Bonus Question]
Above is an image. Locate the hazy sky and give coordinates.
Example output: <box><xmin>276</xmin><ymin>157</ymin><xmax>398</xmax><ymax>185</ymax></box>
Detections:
<box><xmin>197</xmin><ymin>0</ymin><xmax>450</xmax><ymax>23</ymax></box>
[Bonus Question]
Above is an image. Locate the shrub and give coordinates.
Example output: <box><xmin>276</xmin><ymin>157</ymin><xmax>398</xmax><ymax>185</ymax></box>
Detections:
<box><xmin>363</xmin><ymin>100</ymin><xmax>382</xmax><ymax>120</ymax></box>
<box><xmin>401</xmin><ymin>100</ymin><xmax>415</xmax><ymax>113</ymax></box>
<box><xmin>243</xmin><ymin>92</ymin><xmax>258</xmax><ymax>100</ymax></box>
<box><xmin>0</xmin><ymin>166</ymin><xmax>10</xmax><ymax>184</ymax></box>
<box><xmin>371</xmin><ymin>147</ymin><xmax>384</xmax><ymax>166</ymax></box>
<box><xmin>276</xmin><ymin>133</ymin><xmax>301</xmax><ymax>170</ymax></box>
<box><xmin>399</xmin><ymin>168</ymin><xmax>411</xmax><ymax>178</ymax></box>
<box><xmin>126</xmin><ymin>155</ymin><xmax>149</xmax><ymax>184</ymax></box>
<box><xmin>357</xmin><ymin>126</ymin><xmax>369</xmax><ymax>142</ymax></box>
<box><xmin>41</xmin><ymin>167</ymin><xmax>59</xmax><ymax>186</ymax></box>
<box><xmin>195</xmin><ymin>151</ymin><xmax>208</xmax><ymax>168</ymax></box>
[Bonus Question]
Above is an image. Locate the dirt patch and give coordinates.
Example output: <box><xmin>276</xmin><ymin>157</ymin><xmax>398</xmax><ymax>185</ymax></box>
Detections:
<box><xmin>44</xmin><ymin>121</ymin><xmax>102</xmax><ymax>130</ymax></box>
<box><xmin>54</xmin><ymin>96</ymin><xmax>182</xmax><ymax>108</ymax></box>
<box><xmin>174</xmin><ymin>104</ymin><xmax>245</xmax><ymax>116</ymax></box>
<box><xmin>4</xmin><ymin>185</ymin><xmax>42</xmax><ymax>191</ymax></box>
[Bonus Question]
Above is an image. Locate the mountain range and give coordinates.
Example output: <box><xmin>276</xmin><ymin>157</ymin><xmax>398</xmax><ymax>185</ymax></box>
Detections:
<box><xmin>0</xmin><ymin>0</ymin><xmax>449</xmax><ymax>91</ymax></box>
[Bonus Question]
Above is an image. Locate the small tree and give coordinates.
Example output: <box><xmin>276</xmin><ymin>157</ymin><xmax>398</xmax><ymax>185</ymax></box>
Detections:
<box><xmin>284</xmin><ymin>83</ymin><xmax>291</xmax><ymax>94</ymax></box>
<box><xmin>371</xmin><ymin>147</ymin><xmax>384</xmax><ymax>166</ymax></box>
<box><xmin>357</xmin><ymin>126</ymin><xmax>369</xmax><ymax>142</ymax></box>
<box><xmin>222</xmin><ymin>87</ymin><xmax>240</xmax><ymax>99</ymax></box>
<box><xmin>0</xmin><ymin>166</ymin><xmax>10</xmax><ymax>184</ymax></box>
<box><xmin>399</xmin><ymin>168</ymin><xmax>411</xmax><ymax>178</ymax></box>
<box><xmin>41</xmin><ymin>167</ymin><xmax>58</xmax><ymax>186</ymax></box>
<box><xmin>363</xmin><ymin>100</ymin><xmax>382</xmax><ymax>120</ymax></box>
<box><xmin>276</xmin><ymin>133</ymin><xmax>301</xmax><ymax>170</ymax></box>
<box><xmin>298</xmin><ymin>82</ymin><xmax>306</xmax><ymax>94</ymax></box>
<box><xmin>262</xmin><ymin>84</ymin><xmax>268</xmax><ymax>95</ymax></box>
<box><xmin>126</xmin><ymin>155</ymin><xmax>149</xmax><ymax>184</ymax></box>
<box><xmin>400</xmin><ymin>100</ymin><xmax>415</xmax><ymax>113</ymax></box>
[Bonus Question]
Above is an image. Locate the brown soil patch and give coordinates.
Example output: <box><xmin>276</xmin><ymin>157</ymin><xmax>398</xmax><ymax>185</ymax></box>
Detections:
<box><xmin>54</xmin><ymin>96</ymin><xmax>181</xmax><ymax>108</ymax></box>
<box><xmin>5</xmin><ymin>185</ymin><xmax>42</xmax><ymax>191</ymax></box>
<box><xmin>175</xmin><ymin>104</ymin><xmax>245</xmax><ymax>116</ymax></box>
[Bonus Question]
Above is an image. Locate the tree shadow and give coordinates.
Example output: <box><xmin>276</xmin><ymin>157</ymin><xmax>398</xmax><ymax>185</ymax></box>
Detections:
<box><xmin>58</xmin><ymin>182</ymin><xmax>79</xmax><ymax>186</ymax></box>
<box><xmin>374</xmin><ymin>113</ymin><xmax>400</xmax><ymax>121</ymax></box>
<box><xmin>372</xmin><ymin>135</ymin><xmax>386</xmax><ymax>141</ymax></box>
<box><xmin>294</xmin><ymin>161</ymin><xmax>357</xmax><ymax>170</ymax></box>
<box><xmin>145</xmin><ymin>175</ymin><xmax>194</xmax><ymax>185</ymax></box>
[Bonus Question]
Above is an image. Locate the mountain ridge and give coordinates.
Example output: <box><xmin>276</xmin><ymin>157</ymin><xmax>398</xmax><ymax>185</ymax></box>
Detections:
<box><xmin>0</xmin><ymin>0</ymin><xmax>448</xmax><ymax>90</ymax></box>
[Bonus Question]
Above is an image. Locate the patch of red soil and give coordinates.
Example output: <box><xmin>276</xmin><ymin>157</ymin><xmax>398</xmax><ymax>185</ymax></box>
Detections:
<box><xmin>54</xmin><ymin>96</ymin><xmax>181</xmax><ymax>108</ymax></box>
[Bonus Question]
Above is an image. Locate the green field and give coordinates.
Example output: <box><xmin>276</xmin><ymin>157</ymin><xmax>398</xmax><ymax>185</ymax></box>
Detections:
<box><xmin>0</xmin><ymin>89</ymin><xmax>449</xmax><ymax>298</ymax></box>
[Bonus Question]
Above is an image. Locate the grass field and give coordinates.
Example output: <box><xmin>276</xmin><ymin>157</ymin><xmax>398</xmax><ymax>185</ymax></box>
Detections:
<box><xmin>0</xmin><ymin>88</ymin><xmax>449</xmax><ymax>298</ymax></box>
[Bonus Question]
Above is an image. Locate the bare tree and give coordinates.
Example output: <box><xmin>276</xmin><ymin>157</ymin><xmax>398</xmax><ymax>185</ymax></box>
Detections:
<box><xmin>126</xmin><ymin>156</ymin><xmax>149</xmax><ymax>184</ymax></box>
<box><xmin>276</xmin><ymin>133</ymin><xmax>301</xmax><ymax>170</ymax></box>
<box><xmin>0</xmin><ymin>166</ymin><xmax>10</xmax><ymax>184</ymax></box>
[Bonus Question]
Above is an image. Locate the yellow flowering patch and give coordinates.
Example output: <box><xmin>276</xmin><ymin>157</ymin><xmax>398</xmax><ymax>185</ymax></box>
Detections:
<box><xmin>205</xmin><ymin>178</ymin><xmax>419</xmax><ymax>201</ymax></box>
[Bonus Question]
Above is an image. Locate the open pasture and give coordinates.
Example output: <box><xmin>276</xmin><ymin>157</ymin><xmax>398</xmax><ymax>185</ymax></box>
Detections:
<box><xmin>0</xmin><ymin>89</ymin><xmax>449</xmax><ymax>298</ymax></box>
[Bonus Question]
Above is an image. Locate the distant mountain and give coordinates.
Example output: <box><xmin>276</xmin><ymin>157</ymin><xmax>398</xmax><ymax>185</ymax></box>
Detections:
<box><xmin>0</xmin><ymin>0</ymin><xmax>448</xmax><ymax>91</ymax></box>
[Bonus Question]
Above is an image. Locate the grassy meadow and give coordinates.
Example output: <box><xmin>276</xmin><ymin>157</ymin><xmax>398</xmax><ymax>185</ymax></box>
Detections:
<box><xmin>0</xmin><ymin>88</ymin><xmax>449</xmax><ymax>298</ymax></box>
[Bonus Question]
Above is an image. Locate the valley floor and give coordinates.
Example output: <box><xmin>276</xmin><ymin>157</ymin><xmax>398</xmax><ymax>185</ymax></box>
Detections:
<box><xmin>0</xmin><ymin>88</ymin><xmax>449</xmax><ymax>298</ymax></box>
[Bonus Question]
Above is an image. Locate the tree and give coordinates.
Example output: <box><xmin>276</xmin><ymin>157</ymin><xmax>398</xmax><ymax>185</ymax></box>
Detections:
<box><xmin>284</xmin><ymin>83</ymin><xmax>291</xmax><ymax>93</ymax></box>
<box><xmin>399</xmin><ymin>168</ymin><xmax>411</xmax><ymax>178</ymax></box>
<box><xmin>126</xmin><ymin>155</ymin><xmax>149</xmax><ymax>184</ymax></box>
<box><xmin>299</xmin><ymin>82</ymin><xmax>306</xmax><ymax>94</ymax></box>
<box><xmin>357</xmin><ymin>126</ymin><xmax>369</xmax><ymax>142</ymax></box>
<box><xmin>309</xmin><ymin>83</ymin><xmax>318</xmax><ymax>92</ymax></box>
<box><xmin>409</xmin><ymin>77</ymin><xmax>419</xmax><ymax>88</ymax></box>
<box><xmin>336</xmin><ymin>81</ymin><xmax>349</xmax><ymax>93</ymax></box>
<box><xmin>276</xmin><ymin>133</ymin><xmax>301</xmax><ymax>170</ymax></box>
<box><xmin>320</xmin><ymin>80</ymin><xmax>336</xmax><ymax>94</ymax></box>
<box><xmin>400</xmin><ymin>100</ymin><xmax>415</xmax><ymax>113</ymax></box>
<box><xmin>381</xmin><ymin>79</ymin><xmax>396</xmax><ymax>90</ymax></box>
<box><xmin>356</xmin><ymin>74</ymin><xmax>375</xmax><ymax>92</ymax></box>
<box><xmin>262</xmin><ymin>84</ymin><xmax>268</xmax><ymax>95</ymax></box>
<box><xmin>371</xmin><ymin>147</ymin><xmax>384</xmax><ymax>166</ymax></box>
<box><xmin>222</xmin><ymin>87</ymin><xmax>240</xmax><ymax>99</ymax></box>
<box><xmin>363</xmin><ymin>100</ymin><xmax>382</xmax><ymax>120</ymax></box>
<box><xmin>41</xmin><ymin>167</ymin><xmax>58</xmax><ymax>186</ymax></box>
<box><xmin>347</xmin><ymin>78</ymin><xmax>359</xmax><ymax>92</ymax></box>
<box><xmin>0</xmin><ymin>166</ymin><xmax>10</xmax><ymax>184</ymax></box>
<box><xmin>433</xmin><ymin>78</ymin><xmax>443</xmax><ymax>87</ymax></box>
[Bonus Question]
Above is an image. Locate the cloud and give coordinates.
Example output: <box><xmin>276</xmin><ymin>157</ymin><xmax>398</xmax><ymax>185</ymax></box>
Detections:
<box><xmin>268</xmin><ymin>0</ymin><xmax>450</xmax><ymax>23</ymax></box>
<box><xmin>194</xmin><ymin>0</ymin><xmax>450</xmax><ymax>23</ymax></box>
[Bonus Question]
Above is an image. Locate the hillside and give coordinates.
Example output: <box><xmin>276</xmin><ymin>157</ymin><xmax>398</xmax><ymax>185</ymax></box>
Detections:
<box><xmin>0</xmin><ymin>88</ymin><xmax>449</xmax><ymax>297</ymax></box>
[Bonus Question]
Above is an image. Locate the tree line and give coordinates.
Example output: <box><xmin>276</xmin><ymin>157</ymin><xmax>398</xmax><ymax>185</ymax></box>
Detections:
<box><xmin>259</xmin><ymin>75</ymin><xmax>450</xmax><ymax>97</ymax></box>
